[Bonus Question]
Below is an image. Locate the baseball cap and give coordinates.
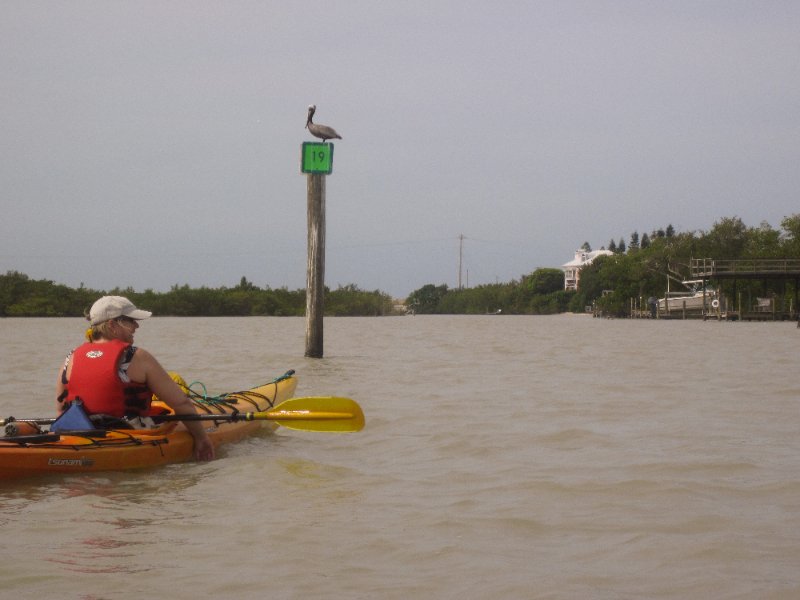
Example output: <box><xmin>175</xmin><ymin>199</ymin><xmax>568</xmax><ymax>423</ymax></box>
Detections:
<box><xmin>88</xmin><ymin>296</ymin><xmax>152</xmax><ymax>326</ymax></box>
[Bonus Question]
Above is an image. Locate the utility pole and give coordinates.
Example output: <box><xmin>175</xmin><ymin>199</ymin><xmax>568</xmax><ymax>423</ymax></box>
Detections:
<box><xmin>458</xmin><ymin>234</ymin><xmax>464</xmax><ymax>289</ymax></box>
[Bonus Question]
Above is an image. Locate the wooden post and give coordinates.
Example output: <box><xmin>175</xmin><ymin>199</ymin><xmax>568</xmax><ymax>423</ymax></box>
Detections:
<box><xmin>305</xmin><ymin>173</ymin><xmax>325</xmax><ymax>358</ymax></box>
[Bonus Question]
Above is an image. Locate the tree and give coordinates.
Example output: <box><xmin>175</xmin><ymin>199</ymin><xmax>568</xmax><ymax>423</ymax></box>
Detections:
<box><xmin>237</xmin><ymin>276</ymin><xmax>257</xmax><ymax>291</ymax></box>
<box><xmin>523</xmin><ymin>268</ymin><xmax>564</xmax><ymax>295</ymax></box>
<box><xmin>407</xmin><ymin>284</ymin><xmax>449</xmax><ymax>314</ymax></box>
<box><xmin>781</xmin><ymin>213</ymin><xmax>800</xmax><ymax>255</ymax></box>
<box><xmin>571</xmin><ymin>254</ymin><xmax>614</xmax><ymax>312</ymax></box>
<box><xmin>581</xmin><ymin>241</ymin><xmax>592</xmax><ymax>252</ymax></box>
<box><xmin>744</xmin><ymin>221</ymin><xmax>781</xmax><ymax>258</ymax></box>
<box><xmin>327</xmin><ymin>284</ymin><xmax>393</xmax><ymax>316</ymax></box>
<box><xmin>699</xmin><ymin>216</ymin><xmax>748</xmax><ymax>258</ymax></box>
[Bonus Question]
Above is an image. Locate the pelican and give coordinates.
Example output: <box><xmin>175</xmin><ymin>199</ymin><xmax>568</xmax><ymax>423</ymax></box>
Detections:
<box><xmin>305</xmin><ymin>105</ymin><xmax>342</xmax><ymax>142</ymax></box>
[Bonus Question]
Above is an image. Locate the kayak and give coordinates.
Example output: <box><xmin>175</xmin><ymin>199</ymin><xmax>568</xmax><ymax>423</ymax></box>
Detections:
<box><xmin>0</xmin><ymin>370</ymin><xmax>299</xmax><ymax>482</ymax></box>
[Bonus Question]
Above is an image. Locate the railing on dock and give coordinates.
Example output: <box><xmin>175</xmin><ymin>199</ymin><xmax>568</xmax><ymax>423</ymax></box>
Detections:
<box><xmin>691</xmin><ymin>258</ymin><xmax>800</xmax><ymax>279</ymax></box>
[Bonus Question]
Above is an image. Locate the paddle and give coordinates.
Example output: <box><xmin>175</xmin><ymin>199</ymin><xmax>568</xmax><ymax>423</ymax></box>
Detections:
<box><xmin>2</xmin><ymin>396</ymin><xmax>365</xmax><ymax>433</ymax></box>
<box><xmin>159</xmin><ymin>396</ymin><xmax>365</xmax><ymax>432</ymax></box>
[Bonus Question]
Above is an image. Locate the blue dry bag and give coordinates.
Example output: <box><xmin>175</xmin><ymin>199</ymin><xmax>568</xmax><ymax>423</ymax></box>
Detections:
<box><xmin>50</xmin><ymin>399</ymin><xmax>94</xmax><ymax>433</ymax></box>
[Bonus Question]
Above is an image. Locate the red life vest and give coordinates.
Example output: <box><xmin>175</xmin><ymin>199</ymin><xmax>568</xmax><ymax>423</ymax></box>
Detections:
<box><xmin>65</xmin><ymin>340</ymin><xmax>152</xmax><ymax>418</ymax></box>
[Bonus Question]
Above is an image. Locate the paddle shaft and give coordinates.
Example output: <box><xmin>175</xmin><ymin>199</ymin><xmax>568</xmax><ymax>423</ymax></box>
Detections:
<box><xmin>1</xmin><ymin>409</ymin><xmax>353</xmax><ymax>425</ymax></box>
<box><xmin>151</xmin><ymin>410</ymin><xmax>357</xmax><ymax>423</ymax></box>
<box><xmin>2</xmin><ymin>396</ymin><xmax>364</xmax><ymax>433</ymax></box>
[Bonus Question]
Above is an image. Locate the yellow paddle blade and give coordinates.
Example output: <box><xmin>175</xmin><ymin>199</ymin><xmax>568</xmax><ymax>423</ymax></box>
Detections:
<box><xmin>253</xmin><ymin>396</ymin><xmax>365</xmax><ymax>432</ymax></box>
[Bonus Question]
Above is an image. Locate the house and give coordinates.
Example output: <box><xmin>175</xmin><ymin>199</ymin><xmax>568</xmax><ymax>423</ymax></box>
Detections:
<box><xmin>561</xmin><ymin>249</ymin><xmax>614</xmax><ymax>291</ymax></box>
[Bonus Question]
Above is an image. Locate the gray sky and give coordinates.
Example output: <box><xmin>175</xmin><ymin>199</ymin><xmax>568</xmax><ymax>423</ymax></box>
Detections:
<box><xmin>2</xmin><ymin>1</ymin><xmax>799</xmax><ymax>298</ymax></box>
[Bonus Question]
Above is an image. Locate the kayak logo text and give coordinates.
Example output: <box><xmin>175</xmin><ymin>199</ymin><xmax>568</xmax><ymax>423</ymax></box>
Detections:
<box><xmin>47</xmin><ymin>457</ymin><xmax>95</xmax><ymax>467</ymax></box>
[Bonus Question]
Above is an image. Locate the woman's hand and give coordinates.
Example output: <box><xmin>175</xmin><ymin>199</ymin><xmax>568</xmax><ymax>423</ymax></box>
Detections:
<box><xmin>193</xmin><ymin>434</ymin><xmax>216</xmax><ymax>461</ymax></box>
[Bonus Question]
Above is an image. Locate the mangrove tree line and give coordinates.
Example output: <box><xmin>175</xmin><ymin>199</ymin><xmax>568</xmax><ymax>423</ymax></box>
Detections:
<box><xmin>0</xmin><ymin>274</ymin><xmax>395</xmax><ymax>318</ymax></box>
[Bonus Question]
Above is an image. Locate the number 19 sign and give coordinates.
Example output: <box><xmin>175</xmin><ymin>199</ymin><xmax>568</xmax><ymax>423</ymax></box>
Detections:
<box><xmin>301</xmin><ymin>142</ymin><xmax>334</xmax><ymax>174</ymax></box>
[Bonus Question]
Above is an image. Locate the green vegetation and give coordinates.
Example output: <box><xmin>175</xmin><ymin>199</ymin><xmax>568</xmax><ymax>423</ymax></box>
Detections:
<box><xmin>406</xmin><ymin>268</ymin><xmax>569</xmax><ymax>315</ymax></box>
<box><xmin>407</xmin><ymin>214</ymin><xmax>800</xmax><ymax>316</ymax></box>
<box><xmin>4</xmin><ymin>214</ymin><xmax>799</xmax><ymax>318</ymax></box>
<box><xmin>0</xmin><ymin>273</ymin><xmax>395</xmax><ymax>318</ymax></box>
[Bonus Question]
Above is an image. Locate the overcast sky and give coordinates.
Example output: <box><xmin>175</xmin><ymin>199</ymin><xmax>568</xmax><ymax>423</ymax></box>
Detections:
<box><xmin>2</xmin><ymin>1</ymin><xmax>799</xmax><ymax>298</ymax></box>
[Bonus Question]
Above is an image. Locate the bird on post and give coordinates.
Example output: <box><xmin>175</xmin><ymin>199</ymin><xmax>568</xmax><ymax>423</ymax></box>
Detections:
<box><xmin>305</xmin><ymin>105</ymin><xmax>342</xmax><ymax>142</ymax></box>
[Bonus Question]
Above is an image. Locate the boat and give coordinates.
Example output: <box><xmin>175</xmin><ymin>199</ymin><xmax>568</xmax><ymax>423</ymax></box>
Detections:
<box><xmin>0</xmin><ymin>370</ymin><xmax>363</xmax><ymax>482</ymax></box>
<box><xmin>658</xmin><ymin>280</ymin><xmax>718</xmax><ymax>313</ymax></box>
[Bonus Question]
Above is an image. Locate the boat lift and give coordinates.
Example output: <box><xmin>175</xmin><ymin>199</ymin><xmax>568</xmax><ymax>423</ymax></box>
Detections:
<box><xmin>687</xmin><ymin>258</ymin><xmax>800</xmax><ymax>321</ymax></box>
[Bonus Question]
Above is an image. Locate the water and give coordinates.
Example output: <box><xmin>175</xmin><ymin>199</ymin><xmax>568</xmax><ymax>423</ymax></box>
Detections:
<box><xmin>1</xmin><ymin>316</ymin><xmax>798</xmax><ymax>599</ymax></box>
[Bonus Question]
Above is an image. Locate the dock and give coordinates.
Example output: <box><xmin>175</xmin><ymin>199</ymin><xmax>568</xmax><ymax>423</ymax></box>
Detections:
<box><xmin>690</xmin><ymin>258</ymin><xmax>799</xmax><ymax>320</ymax></box>
<box><xmin>621</xmin><ymin>258</ymin><xmax>800</xmax><ymax>321</ymax></box>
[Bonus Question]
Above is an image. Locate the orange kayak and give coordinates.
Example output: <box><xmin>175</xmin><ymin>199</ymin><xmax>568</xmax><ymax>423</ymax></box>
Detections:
<box><xmin>0</xmin><ymin>370</ymin><xmax>297</xmax><ymax>482</ymax></box>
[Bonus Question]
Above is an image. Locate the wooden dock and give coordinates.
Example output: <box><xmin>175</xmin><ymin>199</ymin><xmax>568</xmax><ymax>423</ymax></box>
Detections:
<box><xmin>668</xmin><ymin>258</ymin><xmax>800</xmax><ymax>321</ymax></box>
<box><xmin>618</xmin><ymin>259</ymin><xmax>800</xmax><ymax>321</ymax></box>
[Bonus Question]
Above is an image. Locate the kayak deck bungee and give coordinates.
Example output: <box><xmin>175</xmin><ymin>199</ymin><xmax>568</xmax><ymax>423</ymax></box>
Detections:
<box><xmin>0</xmin><ymin>370</ymin><xmax>299</xmax><ymax>481</ymax></box>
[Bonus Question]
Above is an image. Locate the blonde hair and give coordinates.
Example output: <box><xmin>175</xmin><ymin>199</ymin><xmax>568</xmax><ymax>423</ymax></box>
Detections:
<box><xmin>86</xmin><ymin>321</ymin><xmax>118</xmax><ymax>342</ymax></box>
<box><xmin>84</xmin><ymin>302</ymin><xmax>118</xmax><ymax>342</ymax></box>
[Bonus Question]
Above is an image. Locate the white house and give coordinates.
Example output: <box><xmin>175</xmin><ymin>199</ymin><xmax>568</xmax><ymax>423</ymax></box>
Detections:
<box><xmin>562</xmin><ymin>249</ymin><xmax>614</xmax><ymax>291</ymax></box>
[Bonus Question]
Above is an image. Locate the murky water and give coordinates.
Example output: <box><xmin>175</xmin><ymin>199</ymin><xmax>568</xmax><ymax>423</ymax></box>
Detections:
<box><xmin>1</xmin><ymin>315</ymin><xmax>798</xmax><ymax>599</ymax></box>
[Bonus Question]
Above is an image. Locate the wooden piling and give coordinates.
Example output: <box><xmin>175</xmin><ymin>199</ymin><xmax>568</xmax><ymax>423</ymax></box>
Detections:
<box><xmin>305</xmin><ymin>173</ymin><xmax>325</xmax><ymax>358</ymax></box>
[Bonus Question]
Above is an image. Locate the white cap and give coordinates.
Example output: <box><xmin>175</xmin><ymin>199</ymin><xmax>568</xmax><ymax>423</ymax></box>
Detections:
<box><xmin>89</xmin><ymin>296</ymin><xmax>152</xmax><ymax>325</ymax></box>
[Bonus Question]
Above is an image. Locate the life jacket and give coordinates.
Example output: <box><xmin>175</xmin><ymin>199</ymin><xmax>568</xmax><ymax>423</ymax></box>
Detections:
<box><xmin>64</xmin><ymin>340</ymin><xmax>152</xmax><ymax>418</ymax></box>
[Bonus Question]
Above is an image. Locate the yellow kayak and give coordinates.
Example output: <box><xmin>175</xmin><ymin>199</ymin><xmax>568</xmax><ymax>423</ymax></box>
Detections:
<box><xmin>0</xmin><ymin>370</ymin><xmax>299</xmax><ymax>482</ymax></box>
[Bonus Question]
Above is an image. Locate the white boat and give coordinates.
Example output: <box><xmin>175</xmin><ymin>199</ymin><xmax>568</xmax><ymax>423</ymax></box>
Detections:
<box><xmin>658</xmin><ymin>280</ymin><xmax>718</xmax><ymax>312</ymax></box>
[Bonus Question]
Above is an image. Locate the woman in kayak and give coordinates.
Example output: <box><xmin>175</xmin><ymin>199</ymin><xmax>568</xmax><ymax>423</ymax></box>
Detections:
<box><xmin>55</xmin><ymin>295</ymin><xmax>215</xmax><ymax>461</ymax></box>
